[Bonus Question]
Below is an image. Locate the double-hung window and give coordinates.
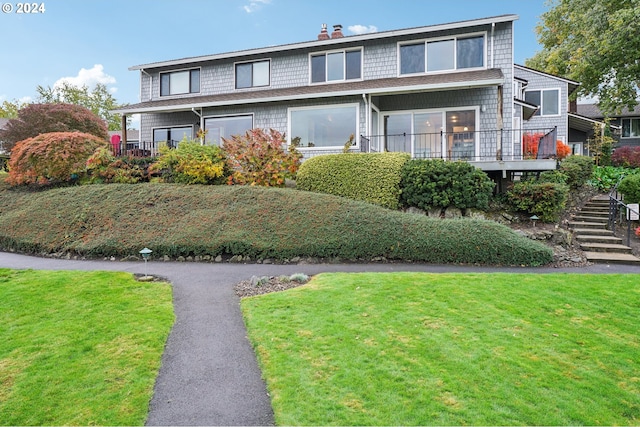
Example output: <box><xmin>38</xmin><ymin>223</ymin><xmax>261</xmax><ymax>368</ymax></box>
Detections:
<box><xmin>160</xmin><ymin>69</ymin><xmax>200</xmax><ymax>96</ymax></box>
<box><xmin>622</xmin><ymin>118</ymin><xmax>640</xmax><ymax>138</ymax></box>
<box><xmin>524</xmin><ymin>89</ymin><xmax>560</xmax><ymax>116</ymax></box>
<box><xmin>399</xmin><ymin>34</ymin><xmax>485</xmax><ymax>75</ymax></box>
<box><xmin>235</xmin><ymin>60</ymin><xmax>270</xmax><ymax>89</ymax></box>
<box><xmin>310</xmin><ymin>49</ymin><xmax>362</xmax><ymax>83</ymax></box>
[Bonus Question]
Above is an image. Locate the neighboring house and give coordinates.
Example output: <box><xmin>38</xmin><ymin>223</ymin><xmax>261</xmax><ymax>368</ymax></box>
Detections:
<box><xmin>0</xmin><ymin>118</ymin><xmax>9</xmax><ymax>154</ymax></box>
<box><xmin>513</xmin><ymin>64</ymin><xmax>605</xmax><ymax>156</ymax></box>
<box><xmin>115</xmin><ymin>14</ymin><xmax>581</xmax><ymax>186</ymax></box>
<box><xmin>577</xmin><ymin>104</ymin><xmax>640</xmax><ymax>149</ymax></box>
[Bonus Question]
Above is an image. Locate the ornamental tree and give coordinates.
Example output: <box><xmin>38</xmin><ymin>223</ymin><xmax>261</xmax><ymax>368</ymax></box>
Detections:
<box><xmin>0</xmin><ymin>103</ymin><xmax>108</xmax><ymax>153</ymax></box>
<box><xmin>7</xmin><ymin>131</ymin><xmax>109</xmax><ymax>186</ymax></box>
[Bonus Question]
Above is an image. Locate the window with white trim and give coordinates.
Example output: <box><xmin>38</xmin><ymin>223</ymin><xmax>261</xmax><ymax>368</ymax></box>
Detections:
<box><xmin>204</xmin><ymin>115</ymin><xmax>253</xmax><ymax>146</ymax></box>
<box><xmin>160</xmin><ymin>69</ymin><xmax>200</xmax><ymax>96</ymax></box>
<box><xmin>310</xmin><ymin>49</ymin><xmax>362</xmax><ymax>83</ymax></box>
<box><xmin>399</xmin><ymin>34</ymin><xmax>485</xmax><ymax>75</ymax></box>
<box><xmin>153</xmin><ymin>126</ymin><xmax>193</xmax><ymax>147</ymax></box>
<box><xmin>622</xmin><ymin>118</ymin><xmax>640</xmax><ymax>138</ymax></box>
<box><xmin>235</xmin><ymin>60</ymin><xmax>270</xmax><ymax>89</ymax></box>
<box><xmin>289</xmin><ymin>104</ymin><xmax>358</xmax><ymax>148</ymax></box>
<box><xmin>524</xmin><ymin>89</ymin><xmax>560</xmax><ymax>116</ymax></box>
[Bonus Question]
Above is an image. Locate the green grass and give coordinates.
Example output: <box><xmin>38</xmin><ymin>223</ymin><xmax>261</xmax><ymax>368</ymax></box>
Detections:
<box><xmin>242</xmin><ymin>272</ymin><xmax>640</xmax><ymax>426</ymax></box>
<box><xmin>0</xmin><ymin>182</ymin><xmax>552</xmax><ymax>266</ymax></box>
<box><xmin>0</xmin><ymin>269</ymin><xmax>174</xmax><ymax>425</ymax></box>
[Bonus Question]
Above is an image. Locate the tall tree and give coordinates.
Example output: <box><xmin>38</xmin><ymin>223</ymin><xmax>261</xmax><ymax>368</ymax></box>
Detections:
<box><xmin>526</xmin><ymin>0</ymin><xmax>640</xmax><ymax>115</ymax></box>
<box><xmin>0</xmin><ymin>99</ymin><xmax>27</xmax><ymax>119</ymax></box>
<box><xmin>36</xmin><ymin>82</ymin><xmax>127</xmax><ymax>131</ymax></box>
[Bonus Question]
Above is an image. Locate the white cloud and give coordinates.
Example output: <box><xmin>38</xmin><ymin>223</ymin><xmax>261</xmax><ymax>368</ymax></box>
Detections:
<box><xmin>18</xmin><ymin>96</ymin><xmax>32</xmax><ymax>104</ymax></box>
<box><xmin>348</xmin><ymin>24</ymin><xmax>378</xmax><ymax>35</ymax></box>
<box><xmin>53</xmin><ymin>64</ymin><xmax>116</xmax><ymax>91</ymax></box>
<box><xmin>243</xmin><ymin>0</ymin><xmax>271</xmax><ymax>13</ymax></box>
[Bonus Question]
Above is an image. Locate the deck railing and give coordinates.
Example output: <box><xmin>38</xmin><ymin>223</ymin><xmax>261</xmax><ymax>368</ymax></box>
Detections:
<box><xmin>361</xmin><ymin>127</ymin><xmax>557</xmax><ymax>161</ymax></box>
<box><xmin>110</xmin><ymin>139</ymin><xmax>180</xmax><ymax>158</ymax></box>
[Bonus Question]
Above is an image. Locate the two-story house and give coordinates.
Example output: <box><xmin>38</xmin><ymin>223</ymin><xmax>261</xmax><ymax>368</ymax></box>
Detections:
<box><xmin>114</xmin><ymin>14</ymin><xmax>564</xmax><ymax>186</ymax></box>
<box><xmin>514</xmin><ymin>64</ymin><xmax>604</xmax><ymax>157</ymax></box>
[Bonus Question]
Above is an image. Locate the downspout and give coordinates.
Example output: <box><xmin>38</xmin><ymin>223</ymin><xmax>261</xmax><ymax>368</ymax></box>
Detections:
<box><xmin>491</xmin><ymin>22</ymin><xmax>495</xmax><ymax>69</ymax></box>
<box><xmin>192</xmin><ymin>108</ymin><xmax>203</xmax><ymax>144</ymax></box>
<box><xmin>141</xmin><ymin>69</ymin><xmax>152</xmax><ymax>100</ymax></box>
<box><xmin>362</xmin><ymin>93</ymin><xmax>369</xmax><ymax>152</ymax></box>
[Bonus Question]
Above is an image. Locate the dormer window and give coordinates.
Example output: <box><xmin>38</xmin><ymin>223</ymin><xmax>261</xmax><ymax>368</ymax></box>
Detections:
<box><xmin>399</xmin><ymin>34</ymin><xmax>485</xmax><ymax>75</ymax></box>
<box><xmin>160</xmin><ymin>68</ymin><xmax>200</xmax><ymax>96</ymax></box>
<box><xmin>310</xmin><ymin>49</ymin><xmax>362</xmax><ymax>83</ymax></box>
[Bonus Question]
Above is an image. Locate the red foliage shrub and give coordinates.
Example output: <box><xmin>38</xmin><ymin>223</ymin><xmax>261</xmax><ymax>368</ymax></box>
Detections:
<box><xmin>611</xmin><ymin>146</ymin><xmax>640</xmax><ymax>168</ymax></box>
<box><xmin>522</xmin><ymin>132</ymin><xmax>571</xmax><ymax>160</ymax></box>
<box><xmin>222</xmin><ymin>128</ymin><xmax>302</xmax><ymax>187</ymax></box>
<box><xmin>0</xmin><ymin>103</ymin><xmax>108</xmax><ymax>153</ymax></box>
<box><xmin>7</xmin><ymin>131</ymin><xmax>109</xmax><ymax>185</ymax></box>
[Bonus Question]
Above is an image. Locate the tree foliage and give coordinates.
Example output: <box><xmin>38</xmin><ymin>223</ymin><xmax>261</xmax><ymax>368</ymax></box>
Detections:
<box><xmin>0</xmin><ymin>99</ymin><xmax>27</xmax><ymax>119</ymax></box>
<box><xmin>36</xmin><ymin>82</ymin><xmax>126</xmax><ymax>131</ymax></box>
<box><xmin>526</xmin><ymin>0</ymin><xmax>640</xmax><ymax>115</ymax></box>
<box><xmin>7</xmin><ymin>131</ymin><xmax>109</xmax><ymax>186</ymax></box>
<box><xmin>0</xmin><ymin>103</ymin><xmax>108</xmax><ymax>153</ymax></box>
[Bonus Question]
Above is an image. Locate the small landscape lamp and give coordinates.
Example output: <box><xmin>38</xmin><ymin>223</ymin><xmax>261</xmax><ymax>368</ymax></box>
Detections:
<box><xmin>139</xmin><ymin>247</ymin><xmax>152</xmax><ymax>280</ymax></box>
<box><xmin>530</xmin><ymin>215</ymin><xmax>539</xmax><ymax>227</ymax></box>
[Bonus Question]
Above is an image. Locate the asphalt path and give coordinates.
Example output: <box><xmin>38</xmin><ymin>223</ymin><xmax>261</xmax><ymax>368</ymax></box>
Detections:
<box><xmin>1</xmin><ymin>251</ymin><xmax>638</xmax><ymax>425</ymax></box>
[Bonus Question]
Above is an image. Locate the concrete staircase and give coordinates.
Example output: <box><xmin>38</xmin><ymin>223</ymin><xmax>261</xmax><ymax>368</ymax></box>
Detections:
<box><xmin>568</xmin><ymin>195</ymin><xmax>640</xmax><ymax>264</ymax></box>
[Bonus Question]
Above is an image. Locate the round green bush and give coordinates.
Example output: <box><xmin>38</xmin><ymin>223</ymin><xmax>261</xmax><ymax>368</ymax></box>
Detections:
<box><xmin>400</xmin><ymin>159</ymin><xmax>495</xmax><ymax>212</ymax></box>
<box><xmin>507</xmin><ymin>181</ymin><xmax>569</xmax><ymax>222</ymax></box>
<box><xmin>559</xmin><ymin>156</ymin><xmax>594</xmax><ymax>188</ymax></box>
<box><xmin>618</xmin><ymin>174</ymin><xmax>640</xmax><ymax>203</ymax></box>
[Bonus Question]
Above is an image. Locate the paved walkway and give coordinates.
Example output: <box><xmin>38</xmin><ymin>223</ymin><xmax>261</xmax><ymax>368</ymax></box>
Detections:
<box><xmin>1</xmin><ymin>252</ymin><xmax>638</xmax><ymax>425</ymax></box>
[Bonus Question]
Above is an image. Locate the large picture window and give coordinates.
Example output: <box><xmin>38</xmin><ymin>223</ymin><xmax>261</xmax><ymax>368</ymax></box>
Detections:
<box><xmin>160</xmin><ymin>69</ymin><xmax>200</xmax><ymax>96</ymax></box>
<box><xmin>235</xmin><ymin>60</ymin><xmax>270</xmax><ymax>89</ymax></box>
<box><xmin>399</xmin><ymin>34</ymin><xmax>485</xmax><ymax>75</ymax></box>
<box><xmin>524</xmin><ymin>89</ymin><xmax>560</xmax><ymax>116</ymax></box>
<box><xmin>204</xmin><ymin>115</ymin><xmax>253</xmax><ymax>146</ymax></box>
<box><xmin>622</xmin><ymin>118</ymin><xmax>640</xmax><ymax>138</ymax></box>
<box><xmin>153</xmin><ymin>126</ymin><xmax>193</xmax><ymax>147</ymax></box>
<box><xmin>289</xmin><ymin>104</ymin><xmax>358</xmax><ymax>148</ymax></box>
<box><xmin>310</xmin><ymin>49</ymin><xmax>362</xmax><ymax>83</ymax></box>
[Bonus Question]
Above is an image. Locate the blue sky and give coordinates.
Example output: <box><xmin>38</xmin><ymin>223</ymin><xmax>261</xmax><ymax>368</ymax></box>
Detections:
<box><xmin>0</xmin><ymin>0</ymin><xmax>549</xmax><ymax>115</ymax></box>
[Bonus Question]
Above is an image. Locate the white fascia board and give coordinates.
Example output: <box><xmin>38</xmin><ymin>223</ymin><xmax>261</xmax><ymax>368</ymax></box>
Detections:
<box><xmin>131</xmin><ymin>15</ymin><xmax>518</xmax><ymax>71</ymax></box>
<box><xmin>112</xmin><ymin>78</ymin><xmax>504</xmax><ymax>115</ymax></box>
<box><xmin>514</xmin><ymin>64</ymin><xmax>580</xmax><ymax>87</ymax></box>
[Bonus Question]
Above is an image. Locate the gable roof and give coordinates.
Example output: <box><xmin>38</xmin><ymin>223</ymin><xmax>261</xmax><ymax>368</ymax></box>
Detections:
<box><xmin>514</xmin><ymin>64</ymin><xmax>580</xmax><ymax>95</ymax></box>
<box><xmin>115</xmin><ymin>68</ymin><xmax>504</xmax><ymax>115</ymax></box>
<box><xmin>131</xmin><ymin>15</ymin><xmax>518</xmax><ymax>71</ymax></box>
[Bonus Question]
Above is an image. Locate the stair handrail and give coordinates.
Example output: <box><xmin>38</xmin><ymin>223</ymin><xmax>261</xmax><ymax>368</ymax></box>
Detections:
<box><xmin>608</xmin><ymin>174</ymin><xmax>639</xmax><ymax>246</ymax></box>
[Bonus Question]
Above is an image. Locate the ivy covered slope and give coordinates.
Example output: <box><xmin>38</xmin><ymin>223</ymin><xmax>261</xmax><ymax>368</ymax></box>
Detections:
<box><xmin>0</xmin><ymin>183</ymin><xmax>553</xmax><ymax>266</ymax></box>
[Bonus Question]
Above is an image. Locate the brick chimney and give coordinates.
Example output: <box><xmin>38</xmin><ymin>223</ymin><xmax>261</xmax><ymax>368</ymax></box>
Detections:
<box><xmin>317</xmin><ymin>23</ymin><xmax>330</xmax><ymax>40</ymax></box>
<box><xmin>331</xmin><ymin>24</ymin><xmax>344</xmax><ymax>39</ymax></box>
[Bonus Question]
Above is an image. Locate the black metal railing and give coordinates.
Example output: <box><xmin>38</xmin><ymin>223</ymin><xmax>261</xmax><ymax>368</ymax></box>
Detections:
<box><xmin>362</xmin><ymin>127</ymin><xmax>558</xmax><ymax>162</ymax></box>
<box><xmin>110</xmin><ymin>140</ymin><xmax>181</xmax><ymax>158</ymax></box>
<box><xmin>608</xmin><ymin>176</ymin><xmax>640</xmax><ymax>247</ymax></box>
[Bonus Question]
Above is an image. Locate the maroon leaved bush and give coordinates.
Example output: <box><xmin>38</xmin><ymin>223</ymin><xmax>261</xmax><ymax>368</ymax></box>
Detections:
<box><xmin>7</xmin><ymin>131</ymin><xmax>109</xmax><ymax>186</ymax></box>
<box><xmin>611</xmin><ymin>146</ymin><xmax>640</xmax><ymax>168</ymax></box>
<box><xmin>0</xmin><ymin>103</ymin><xmax>108</xmax><ymax>153</ymax></box>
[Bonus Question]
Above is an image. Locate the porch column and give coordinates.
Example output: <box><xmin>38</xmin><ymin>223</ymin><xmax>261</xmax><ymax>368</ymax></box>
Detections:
<box><xmin>121</xmin><ymin>114</ymin><xmax>127</xmax><ymax>155</ymax></box>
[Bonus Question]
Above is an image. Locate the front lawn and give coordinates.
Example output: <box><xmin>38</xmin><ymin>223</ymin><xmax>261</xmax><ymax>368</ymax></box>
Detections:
<box><xmin>242</xmin><ymin>272</ymin><xmax>640</xmax><ymax>425</ymax></box>
<box><xmin>0</xmin><ymin>269</ymin><xmax>174</xmax><ymax>425</ymax></box>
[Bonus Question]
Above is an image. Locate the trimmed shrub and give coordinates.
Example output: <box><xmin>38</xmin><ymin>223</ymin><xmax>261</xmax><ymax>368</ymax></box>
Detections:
<box><xmin>618</xmin><ymin>174</ymin><xmax>640</xmax><ymax>204</ymax></box>
<box><xmin>7</xmin><ymin>131</ymin><xmax>109</xmax><ymax>186</ymax></box>
<box><xmin>559</xmin><ymin>155</ymin><xmax>594</xmax><ymax>188</ymax></box>
<box><xmin>296</xmin><ymin>152</ymin><xmax>410</xmax><ymax>209</ymax></box>
<box><xmin>222</xmin><ymin>128</ymin><xmax>302</xmax><ymax>187</ymax></box>
<box><xmin>86</xmin><ymin>147</ymin><xmax>155</xmax><ymax>184</ymax></box>
<box><xmin>538</xmin><ymin>170</ymin><xmax>568</xmax><ymax>185</ymax></box>
<box><xmin>0</xmin><ymin>184</ymin><xmax>553</xmax><ymax>266</ymax></box>
<box><xmin>0</xmin><ymin>103</ymin><xmax>108</xmax><ymax>153</ymax></box>
<box><xmin>612</xmin><ymin>146</ymin><xmax>640</xmax><ymax>168</ymax></box>
<box><xmin>151</xmin><ymin>138</ymin><xmax>228</xmax><ymax>185</ymax></box>
<box><xmin>507</xmin><ymin>181</ymin><xmax>569</xmax><ymax>222</ymax></box>
<box><xmin>400</xmin><ymin>159</ymin><xmax>494</xmax><ymax>213</ymax></box>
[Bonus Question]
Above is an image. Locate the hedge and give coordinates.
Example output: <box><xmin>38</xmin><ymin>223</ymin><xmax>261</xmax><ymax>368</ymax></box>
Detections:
<box><xmin>296</xmin><ymin>152</ymin><xmax>410</xmax><ymax>209</ymax></box>
<box><xmin>507</xmin><ymin>181</ymin><xmax>569</xmax><ymax>222</ymax></box>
